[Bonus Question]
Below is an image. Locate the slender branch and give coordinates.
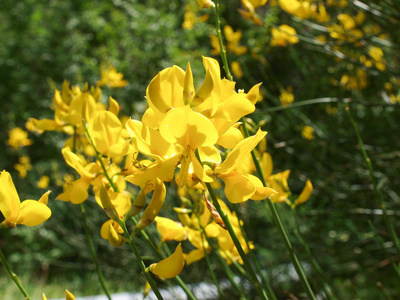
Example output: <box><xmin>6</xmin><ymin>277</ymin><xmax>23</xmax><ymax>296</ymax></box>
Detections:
<box><xmin>205</xmin><ymin>183</ymin><xmax>270</xmax><ymax>300</ymax></box>
<box><xmin>80</xmin><ymin>203</ymin><xmax>112</xmax><ymax>300</ymax></box>
<box><xmin>241</xmin><ymin>118</ymin><xmax>316</xmax><ymax>300</ymax></box>
<box><xmin>0</xmin><ymin>248</ymin><xmax>32</xmax><ymax>300</ymax></box>
<box><xmin>346</xmin><ymin>106</ymin><xmax>400</xmax><ymax>257</ymax></box>
<box><xmin>119</xmin><ymin>221</ymin><xmax>164</xmax><ymax>300</ymax></box>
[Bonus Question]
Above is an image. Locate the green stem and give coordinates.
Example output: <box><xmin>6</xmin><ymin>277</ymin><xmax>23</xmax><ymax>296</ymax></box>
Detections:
<box><xmin>346</xmin><ymin>106</ymin><xmax>400</xmax><ymax>258</ymax></box>
<box><xmin>241</xmin><ymin>119</ymin><xmax>316</xmax><ymax>300</ymax></box>
<box><xmin>232</xmin><ymin>205</ymin><xmax>278</xmax><ymax>300</ymax></box>
<box><xmin>214</xmin><ymin>250</ymin><xmax>245</xmax><ymax>300</ymax></box>
<box><xmin>0</xmin><ymin>248</ymin><xmax>32</xmax><ymax>300</ymax></box>
<box><xmin>80</xmin><ymin>203</ymin><xmax>112</xmax><ymax>300</ymax></box>
<box><xmin>195</xmin><ymin>212</ymin><xmax>244</xmax><ymax>299</ymax></box>
<box><xmin>200</xmin><ymin>231</ymin><xmax>226</xmax><ymax>299</ymax></box>
<box><xmin>119</xmin><ymin>221</ymin><xmax>164</xmax><ymax>300</ymax></box>
<box><xmin>291</xmin><ymin>208</ymin><xmax>336</xmax><ymax>300</ymax></box>
<box><xmin>205</xmin><ymin>182</ymin><xmax>270</xmax><ymax>300</ymax></box>
<box><xmin>214</xmin><ymin>0</ymin><xmax>233</xmax><ymax>81</ymax></box>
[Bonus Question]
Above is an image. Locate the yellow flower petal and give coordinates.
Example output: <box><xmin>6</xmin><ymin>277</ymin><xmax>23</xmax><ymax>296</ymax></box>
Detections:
<box><xmin>0</xmin><ymin>170</ymin><xmax>21</xmax><ymax>222</ymax></box>
<box><xmin>159</xmin><ymin>106</ymin><xmax>218</xmax><ymax>149</ymax></box>
<box><xmin>66</xmin><ymin>290</ymin><xmax>75</xmax><ymax>300</ymax></box>
<box><xmin>88</xmin><ymin>111</ymin><xmax>122</xmax><ymax>155</ymax></box>
<box><xmin>150</xmin><ymin>243</ymin><xmax>185</xmax><ymax>278</ymax></box>
<box><xmin>155</xmin><ymin>217</ymin><xmax>187</xmax><ymax>242</ymax></box>
<box><xmin>220</xmin><ymin>172</ymin><xmax>256</xmax><ymax>203</ymax></box>
<box><xmin>16</xmin><ymin>200</ymin><xmax>51</xmax><ymax>226</ymax></box>
<box><xmin>215</xmin><ymin>129</ymin><xmax>266</xmax><ymax>174</ymax></box>
<box><xmin>294</xmin><ymin>179</ymin><xmax>313</xmax><ymax>206</ymax></box>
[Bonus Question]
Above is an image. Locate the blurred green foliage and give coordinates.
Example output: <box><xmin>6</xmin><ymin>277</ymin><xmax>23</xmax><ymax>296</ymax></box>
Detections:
<box><xmin>1</xmin><ymin>0</ymin><xmax>400</xmax><ymax>299</ymax></box>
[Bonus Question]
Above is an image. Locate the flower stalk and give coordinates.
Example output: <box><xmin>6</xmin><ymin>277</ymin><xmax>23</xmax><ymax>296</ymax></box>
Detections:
<box><xmin>0</xmin><ymin>249</ymin><xmax>32</xmax><ymax>300</ymax></box>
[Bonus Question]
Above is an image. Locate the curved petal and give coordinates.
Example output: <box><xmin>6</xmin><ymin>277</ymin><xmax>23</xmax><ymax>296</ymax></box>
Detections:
<box><xmin>17</xmin><ymin>200</ymin><xmax>51</xmax><ymax>226</ymax></box>
<box><xmin>150</xmin><ymin>243</ymin><xmax>185</xmax><ymax>278</ymax></box>
<box><xmin>220</xmin><ymin>172</ymin><xmax>256</xmax><ymax>203</ymax></box>
<box><xmin>88</xmin><ymin>111</ymin><xmax>122</xmax><ymax>155</ymax></box>
<box><xmin>294</xmin><ymin>179</ymin><xmax>313</xmax><ymax>206</ymax></box>
<box><xmin>0</xmin><ymin>170</ymin><xmax>20</xmax><ymax>221</ymax></box>
<box><xmin>155</xmin><ymin>217</ymin><xmax>187</xmax><ymax>242</ymax></box>
<box><xmin>215</xmin><ymin>129</ymin><xmax>267</xmax><ymax>174</ymax></box>
<box><xmin>159</xmin><ymin>106</ymin><xmax>218</xmax><ymax>149</ymax></box>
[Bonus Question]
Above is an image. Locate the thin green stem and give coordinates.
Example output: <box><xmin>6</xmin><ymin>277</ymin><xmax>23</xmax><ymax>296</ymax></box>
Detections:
<box><xmin>214</xmin><ymin>250</ymin><xmax>246</xmax><ymax>300</ymax></box>
<box><xmin>262</xmin><ymin>97</ymin><xmax>351</xmax><ymax>113</ymax></box>
<box><xmin>119</xmin><ymin>221</ymin><xmax>164</xmax><ymax>300</ymax></box>
<box><xmin>71</xmin><ymin>126</ymin><xmax>112</xmax><ymax>299</ymax></box>
<box><xmin>241</xmin><ymin>119</ymin><xmax>316</xmax><ymax>300</ymax></box>
<box><xmin>200</xmin><ymin>230</ymin><xmax>226</xmax><ymax>299</ymax></box>
<box><xmin>291</xmin><ymin>208</ymin><xmax>336</xmax><ymax>300</ymax></box>
<box><xmin>80</xmin><ymin>203</ymin><xmax>112</xmax><ymax>300</ymax></box>
<box><xmin>214</xmin><ymin>0</ymin><xmax>233</xmax><ymax>81</ymax></box>
<box><xmin>346</xmin><ymin>106</ymin><xmax>400</xmax><ymax>258</ymax></box>
<box><xmin>196</xmin><ymin>212</ymin><xmax>245</xmax><ymax>299</ymax></box>
<box><xmin>232</xmin><ymin>205</ymin><xmax>278</xmax><ymax>300</ymax></box>
<box><xmin>0</xmin><ymin>248</ymin><xmax>32</xmax><ymax>300</ymax></box>
<box><xmin>205</xmin><ymin>182</ymin><xmax>270</xmax><ymax>300</ymax></box>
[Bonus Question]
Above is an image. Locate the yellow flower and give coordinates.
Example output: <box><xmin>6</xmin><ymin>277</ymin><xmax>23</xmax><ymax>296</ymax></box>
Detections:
<box><xmin>301</xmin><ymin>125</ymin><xmax>315</xmax><ymax>140</ymax></box>
<box><xmin>149</xmin><ymin>243</ymin><xmax>185</xmax><ymax>278</ymax></box>
<box><xmin>155</xmin><ymin>216</ymin><xmax>187</xmax><ymax>242</ymax></box>
<box><xmin>0</xmin><ymin>170</ymin><xmax>51</xmax><ymax>228</ymax></box>
<box><xmin>182</xmin><ymin>5</ymin><xmax>209</xmax><ymax>30</ymax></box>
<box><xmin>279</xmin><ymin>86</ymin><xmax>294</xmax><ymax>106</ymax></box>
<box><xmin>211</xmin><ymin>26</ymin><xmax>248</xmax><ymax>56</ymax></box>
<box><xmin>87</xmin><ymin>110</ymin><xmax>133</xmax><ymax>158</ymax></box>
<box><xmin>270</xmin><ymin>25</ymin><xmax>299</xmax><ymax>47</ymax></box>
<box><xmin>196</xmin><ymin>0</ymin><xmax>215</xmax><ymax>8</ymax></box>
<box><xmin>238</xmin><ymin>0</ymin><xmax>266</xmax><ymax>25</ymax></box>
<box><xmin>28</xmin><ymin>80</ymin><xmax>101</xmax><ymax>134</ymax></box>
<box><xmin>14</xmin><ymin>156</ymin><xmax>32</xmax><ymax>178</ymax></box>
<box><xmin>215</xmin><ymin>130</ymin><xmax>277</xmax><ymax>203</ymax></box>
<box><xmin>101</xmin><ymin>219</ymin><xmax>125</xmax><ymax>247</ymax></box>
<box><xmin>129</xmin><ymin>56</ymin><xmax>260</xmax><ymax>188</ymax></box>
<box><xmin>7</xmin><ymin>127</ymin><xmax>33</xmax><ymax>150</ymax></box>
<box><xmin>43</xmin><ymin>289</ymin><xmax>75</xmax><ymax>300</ymax></box>
<box><xmin>97</xmin><ymin>65</ymin><xmax>128</xmax><ymax>88</ymax></box>
<box><xmin>293</xmin><ymin>179</ymin><xmax>313</xmax><ymax>207</ymax></box>
<box><xmin>37</xmin><ymin>175</ymin><xmax>50</xmax><ymax>189</ymax></box>
<box><xmin>231</xmin><ymin>61</ymin><xmax>244</xmax><ymax>79</ymax></box>
<box><xmin>279</xmin><ymin>0</ymin><xmax>316</xmax><ymax>19</ymax></box>
<box><xmin>57</xmin><ymin>147</ymin><xmax>97</xmax><ymax>204</ymax></box>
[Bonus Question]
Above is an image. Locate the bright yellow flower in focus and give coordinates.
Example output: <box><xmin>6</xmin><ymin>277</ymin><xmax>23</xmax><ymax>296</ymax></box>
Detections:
<box><xmin>270</xmin><ymin>25</ymin><xmax>299</xmax><ymax>47</ymax></box>
<box><xmin>37</xmin><ymin>175</ymin><xmax>50</xmax><ymax>189</ymax></box>
<box><xmin>279</xmin><ymin>86</ymin><xmax>294</xmax><ymax>106</ymax></box>
<box><xmin>97</xmin><ymin>65</ymin><xmax>128</xmax><ymax>88</ymax></box>
<box><xmin>7</xmin><ymin>127</ymin><xmax>33</xmax><ymax>150</ymax></box>
<box><xmin>0</xmin><ymin>170</ymin><xmax>51</xmax><ymax>228</ymax></box>
<box><xmin>301</xmin><ymin>125</ymin><xmax>315</xmax><ymax>140</ymax></box>
<box><xmin>149</xmin><ymin>243</ymin><xmax>185</xmax><ymax>278</ymax></box>
<box><xmin>215</xmin><ymin>130</ymin><xmax>277</xmax><ymax>203</ymax></box>
<box><xmin>155</xmin><ymin>216</ymin><xmax>187</xmax><ymax>242</ymax></box>
<box><xmin>131</xmin><ymin>56</ymin><xmax>261</xmax><ymax>188</ymax></box>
